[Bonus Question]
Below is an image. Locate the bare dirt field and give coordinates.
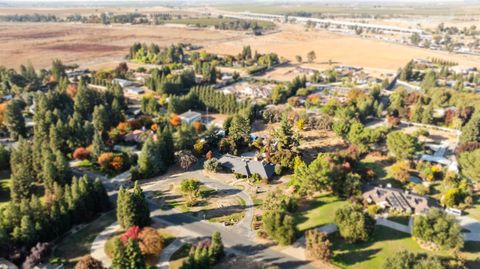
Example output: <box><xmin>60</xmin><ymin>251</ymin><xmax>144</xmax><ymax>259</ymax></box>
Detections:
<box><xmin>2</xmin><ymin>22</ymin><xmax>480</xmax><ymax>72</ymax></box>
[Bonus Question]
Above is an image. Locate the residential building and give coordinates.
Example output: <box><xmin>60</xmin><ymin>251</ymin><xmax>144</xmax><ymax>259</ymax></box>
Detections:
<box><xmin>363</xmin><ymin>185</ymin><xmax>437</xmax><ymax>214</ymax></box>
<box><xmin>179</xmin><ymin>110</ymin><xmax>202</xmax><ymax>125</ymax></box>
<box><xmin>218</xmin><ymin>154</ymin><xmax>275</xmax><ymax>180</ymax></box>
<box><xmin>125</xmin><ymin>86</ymin><xmax>145</xmax><ymax>95</ymax></box>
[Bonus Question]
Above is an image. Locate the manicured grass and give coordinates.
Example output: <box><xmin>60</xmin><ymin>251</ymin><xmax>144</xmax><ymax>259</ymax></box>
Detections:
<box><xmin>169</xmin><ymin>243</ymin><xmax>192</xmax><ymax>269</ymax></box>
<box><xmin>331</xmin><ymin>226</ymin><xmax>438</xmax><ymax>269</ymax></box>
<box><xmin>331</xmin><ymin>225</ymin><xmax>480</xmax><ymax>269</ymax></box>
<box><xmin>53</xmin><ymin>211</ymin><xmax>116</xmax><ymax>264</ymax></box>
<box><xmin>293</xmin><ymin>194</ymin><xmax>348</xmax><ymax>232</ymax></box>
<box><xmin>0</xmin><ymin>170</ymin><xmax>11</xmax><ymax>208</ymax></box>
<box><xmin>208</xmin><ymin>211</ymin><xmax>245</xmax><ymax>224</ymax></box>
<box><xmin>465</xmin><ymin>195</ymin><xmax>480</xmax><ymax>221</ymax></box>
<box><xmin>361</xmin><ymin>157</ymin><xmax>402</xmax><ymax>188</ymax></box>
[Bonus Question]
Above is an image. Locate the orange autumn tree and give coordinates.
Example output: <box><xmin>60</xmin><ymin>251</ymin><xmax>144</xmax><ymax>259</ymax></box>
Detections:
<box><xmin>110</xmin><ymin>155</ymin><xmax>124</xmax><ymax>171</ymax></box>
<box><xmin>0</xmin><ymin>102</ymin><xmax>7</xmax><ymax>126</ymax></box>
<box><xmin>169</xmin><ymin>114</ymin><xmax>182</xmax><ymax>127</ymax></box>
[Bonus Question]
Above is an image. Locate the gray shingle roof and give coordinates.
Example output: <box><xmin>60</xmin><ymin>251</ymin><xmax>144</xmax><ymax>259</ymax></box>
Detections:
<box><xmin>218</xmin><ymin>154</ymin><xmax>275</xmax><ymax>179</ymax></box>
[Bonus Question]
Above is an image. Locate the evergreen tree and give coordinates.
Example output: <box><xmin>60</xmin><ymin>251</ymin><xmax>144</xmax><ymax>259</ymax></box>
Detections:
<box><xmin>112</xmin><ymin>238</ymin><xmax>129</xmax><ymax>269</ymax></box>
<box><xmin>4</xmin><ymin>99</ymin><xmax>26</xmax><ymax>139</ymax></box>
<box><xmin>93</xmin><ymin>178</ymin><xmax>111</xmax><ymax>212</ymax></box>
<box><xmin>138</xmin><ymin>137</ymin><xmax>165</xmax><ymax>178</ymax></box>
<box><xmin>116</xmin><ymin>187</ymin><xmax>127</xmax><ymax>228</ymax></box>
<box><xmin>208</xmin><ymin>231</ymin><xmax>224</xmax><ymax>264</ymax></box>
<box><xmin>125</xmin><ymin>239</ymin><xmax>146</xmax><ymax>269</ymax></box>
<box><xmin>10</xmin><ymin>139</ymin><xmax>34</xmax><ymax>201</ymax></box>
<box><xmin>131</xmin><ymin>181</ymin><xmax>151</xmax><ymax>227</ymax></box>
<box><xmin>92</xmin><ymin>131</ymin><xmax>104</xmax><ymax>160</ymax></box>
<box><xmin>93</xmin><ymin>104</ymin><xmax>109</xmax><ymax>136</ymax></box>
<box><xmin>158</xmin><ymin>127</ymin><xmax>175</xmax><ymax>165</ymax></box>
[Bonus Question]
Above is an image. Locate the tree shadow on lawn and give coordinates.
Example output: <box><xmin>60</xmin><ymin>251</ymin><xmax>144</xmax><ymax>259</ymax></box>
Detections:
<box><xmin>330</xmin><ymin>226</ymin><xmax>412</xmax><ymax>265</ymax></box>
<box><xmin>293</xmin><ymin>194</ymin><xmax>342</xmax><ymax>229</ymax></box>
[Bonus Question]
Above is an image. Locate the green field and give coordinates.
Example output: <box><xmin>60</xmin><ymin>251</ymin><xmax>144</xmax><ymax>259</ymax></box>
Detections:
<box><xmin>294</xmin><ymin>194</ymin><xmax>348</xmax><ymax>232</ymax></box>
<box><xmin>165</xmin><ymin>17</ymin><xmax>275</xmax><ymax>29</ymax></box>
<box><xmin>217</xmin><ymin>3</ymin><xmax>480</xmax><ymax>16</ymax></box>
<box><xmin>331</xmin><ymin>225</ymin><xmax>480</xmax><ymax>269</ymax></box>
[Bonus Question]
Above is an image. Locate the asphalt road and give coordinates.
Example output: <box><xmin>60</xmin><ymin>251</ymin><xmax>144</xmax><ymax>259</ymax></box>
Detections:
<box><xmin>77</xmin><ymin>166</ymin><xmax>315</xmax><ymax>268</ymax></box>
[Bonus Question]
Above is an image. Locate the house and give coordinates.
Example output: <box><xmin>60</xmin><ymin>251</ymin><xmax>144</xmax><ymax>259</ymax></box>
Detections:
<box><xmin>363</xmin><ymin>185</ymin><xmax>437</xmax><ymax>214</ymax></box>
<box><xmin>125</xmin><ymin>86</ymin><xmax>145</xmax><ymax>95</ymax></box>
<box><xmin>218</xmin><ymin>154</ymin><xmax>275</xmax><ymax>180</ymax></box>
<box><xmin>112</xmin><ymin>78</ymin><xmax>134</xmax><ymax>88</ymax></box>
<box><xmin>179</xmin><ymin>110</ymin><xmax>202</xmax><ymax>125</ymax></box>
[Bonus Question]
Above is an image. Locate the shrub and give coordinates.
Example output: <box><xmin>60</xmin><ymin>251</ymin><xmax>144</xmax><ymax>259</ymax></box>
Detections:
<box><xmin>138</xmin><ymin>227</ymin><xmax>164</xmax><ymax>255</ymax></box>
<box><xmin>203</xmin><ymin>158</ymin><xmax>220</xmax><ymax>172</ymax></box>
<box><xmin>98</xmin><ymin>152</ymin><xmax>114</xmax><ymax>171</ymax></box>
<box><xmin>412</xmin><ymin>208</ymin><xmax>463</xmax><ymax>250</ymax></box>
<box><xmin>305</xmin><ymin>230</ymin><xmax>332</xmax><ymax>261</ymax></box>
<box><xmin>75</xmin><ymin>256</ymin><xmax>104</xmax><ymax>269</ymax></box>
<box><xmin>73</xmin><ymin>147</ymin><xmax>90</xmax><ymax>160</ymax></box>
<box><xmin>262</xmin><ymin>209</ymin><xmax>296</xmax><ymax>245</ymax></box>
<box><xmin>120</xmin><ymin>226</ymin><xmax>141</xmax><ymax>243</ymax></box>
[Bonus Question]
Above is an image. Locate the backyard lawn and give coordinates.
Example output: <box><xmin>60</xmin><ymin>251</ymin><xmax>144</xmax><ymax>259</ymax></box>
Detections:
<box><xmin>294</xmin><ymin>194</ymin><xmax>348</xmax><ymax>232</ymax></box>
<box><xmin>331</xmin><ymin>225</ymin><xmax>480</xmax><ymax>269</ymax></box>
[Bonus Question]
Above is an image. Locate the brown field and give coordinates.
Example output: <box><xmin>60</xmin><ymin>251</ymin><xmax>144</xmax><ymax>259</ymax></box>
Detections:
<box><xmin>2</xmin><ymin>22</ymin><xmax>480</xmax><ymax>72</ymax></box>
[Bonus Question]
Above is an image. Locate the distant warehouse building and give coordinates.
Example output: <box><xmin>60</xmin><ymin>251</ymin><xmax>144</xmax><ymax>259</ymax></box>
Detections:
<box><xmin>112</xmin><ymin>78</ymin><xmax>135</xmax><ymax>88</ymax></box>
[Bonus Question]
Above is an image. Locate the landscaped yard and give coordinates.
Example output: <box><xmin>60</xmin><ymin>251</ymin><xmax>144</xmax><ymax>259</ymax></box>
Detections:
<box><xmin>330</xmin><ymin>225</ymin><xmax>480</xmax><ymax>269</ymax></box>
<box><xmin>361</xmin><ymin>155</ymin><xmax>402</xmax><ymax>188</ymax></box>
<box><xmin>294</xmin><ymin>193</ymin><xmax>348</xmax><ymax>232</ymax></box>
<box><xmin>53</xmin><ymin>211</ymin><xmax>116</xmax><ymax>265</ymax></box>
<box><xmin>465</xmin><ymin>195</ymin><xmax>480</xmax><ymax>221</ymax></box>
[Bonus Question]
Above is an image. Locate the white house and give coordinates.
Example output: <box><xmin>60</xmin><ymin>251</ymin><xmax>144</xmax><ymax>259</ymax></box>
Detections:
<box><xmin>179</xmin><ymin>110</ymin><xmax>202</xmax><ymax>125</ymax></box>
<box><xmin>112</xmin><ymin>78</ymin><xmax>135</xmax><ymax>88</ymax></box>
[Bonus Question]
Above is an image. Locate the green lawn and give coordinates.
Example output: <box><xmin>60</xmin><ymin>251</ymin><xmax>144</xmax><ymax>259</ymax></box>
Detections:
<box><xmin>361</xmin><ymin>157</ymin><xmax>402</xmax><ymax>188</ymax></box>
<box><xmin>53</xmin><ymin>211</ymin><xmax>116</xmax><ymax>265</ymax></box>
<box><xmin>294</xmin><ymin>194</ymin><xmax>348</xmax><ymax>232</ymax></box>
<box><xmin>465</xmin><ymin>195</ymin><xmax>480</xmax><ymax>221</ymax></box>
<box><xmin>0</xmin><ymin>170</ymin><xmax>11</xmax><ymax>209</ymax></box>
<box><xmin>331</xmin><ymin>225</ymin><xmax>480</xmax><ymax>269</ymax></box>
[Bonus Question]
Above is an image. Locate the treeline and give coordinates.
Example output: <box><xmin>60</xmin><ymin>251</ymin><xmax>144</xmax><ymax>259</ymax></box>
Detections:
<box><xmin>0</xmin><ymin>174</ymin><xmax>110</xmax><ymax>263</ymax></box>
<box><xmin>214</xmin><ymin>19</ymin><xmax>273</xmax><ymax>32</ymax></box>
<box><xmin>168</xmin><ymin>86</ymin><xmax>249</xmax><ymax>115</ymax></box>
<box><xmin>146</xmin><ymin>67</ymin><xmax>196</xmax><ymax>95</ymax></box>
<box><xmin>0</xmin><ymin>14</ymin><xmax>57</xmax><ymax>22</ymax></box>
<box><xmin>128</xmin><ymin>43</ymin><xmax>188</xmax><ymax>65</ymax></box>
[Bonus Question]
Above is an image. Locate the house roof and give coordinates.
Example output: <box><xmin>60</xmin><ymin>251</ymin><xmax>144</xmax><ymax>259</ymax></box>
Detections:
<box><xmin>218</xmin><ymin>154</ymin><xmax>275</xmax><ymax>179</ymax></box>
<box><xmin>363</xmin><ymin>186</ymin><xmax>437</xmax><ymax>214</ymax></box>
<box><xmin>179</xmin><ymin>110</ymin><xmax>201</xmax><ymax>120</ymax></box>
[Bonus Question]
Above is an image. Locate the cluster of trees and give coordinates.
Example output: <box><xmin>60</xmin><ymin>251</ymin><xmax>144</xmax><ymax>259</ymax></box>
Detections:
<box><xmin>214</xmin><ymin>19</ymin><xmax>274</xmax><ymax>34</ymax></box>
<box><xmin>261</xmin><ymin>191</ymin><xmax>297</xmax><ymax>245</ymax></box>
<box><xmin>0</xmin><ymin>176</ymin><xmax>110</xmax><ymax>262</ymax></box>
<box><xmin>133</xmin><ymin>127</ymin><xmax>174</xmax><ymax>179</ymax></box>
<box><xmin>116</xmin><ymin>182</ymin><xmax>151</xmax><ymax>229</ymax></box>
<box><xmin>181</xmin><ymin>232</ymin><xmax>224</xmax><ymax>269</ymax></box>
<box><xmin>334</xmin><ymin>203</ymin><xmax>375</xmax><ymax>243</ymax></box>
<box><xmin>386</xmin><ymin>131</ymin><xmax>419</xmax><ymax>160</ymax></box>
<box><xmin>129</xmin><ymin>43</ymin><xmax>187</xmax><ymax>65</ymax></box>
<box><xmin>167</xmin><ymin>86</ymin><xmax>251</xmax><ymax>115</ymax></box>
<box><xmin>146</xmin><ymin>67</ymin><xmax>196</xmax><ymax>95</ymax></box>
<box><xmin>383</xmin><ymin>250</ymin><xmax>450</xmax><ymax>269</ymax></box>
<box><xmin>412</xmin><ymin>208</ymin><xmax>463</xmax><ymax>250</ymax></box>
<box><xmin>293</xmin><ymin>148</ymin><xmax>370</xmax><ymax>199</ymax></box>
<box><xmin>0</xmin><ymin>14</ymin><xmax>57</xmax><ymax>22</ymax></box>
